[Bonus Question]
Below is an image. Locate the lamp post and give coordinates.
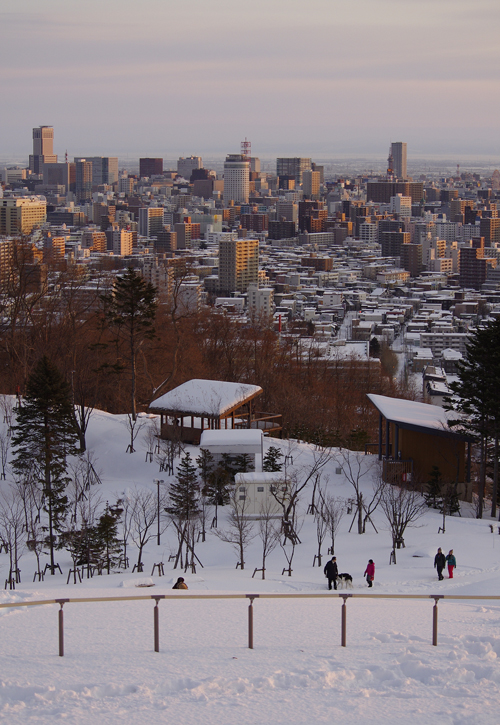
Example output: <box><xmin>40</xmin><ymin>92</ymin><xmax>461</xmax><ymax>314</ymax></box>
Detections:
<box><xmin>154</xmin><ymin>479</ymin><xmax>164</xmax><ymax>545</ymax></box>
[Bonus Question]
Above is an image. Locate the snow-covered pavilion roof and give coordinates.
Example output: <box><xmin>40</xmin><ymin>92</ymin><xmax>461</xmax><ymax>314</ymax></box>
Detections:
<box><xmin>367</xmin><ymin>393</ymin><xmax>471</xmax><ymax>440</ymax></box>
<box><xmin>149</xmin><ymin>379</ymin><xmax>263</xmax><ymax>418</ymax></box>
<box><xmin>200</xmin><ymin>429</ymin><xmax>263</xmax><ymax>454</ymax></box>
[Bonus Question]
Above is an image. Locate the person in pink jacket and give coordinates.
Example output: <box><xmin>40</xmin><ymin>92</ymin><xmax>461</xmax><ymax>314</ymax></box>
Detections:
<box><xmin>364</xmin><ymin>559</ymin><xmax>375</xmax><ymax>587</ymax></box>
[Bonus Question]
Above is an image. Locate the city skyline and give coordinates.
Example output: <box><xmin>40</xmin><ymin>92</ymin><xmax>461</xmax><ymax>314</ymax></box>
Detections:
<box><xmin>1</xmin><ymin>0</ymin><xmax>500</xmax><ymax>158</ymax></box>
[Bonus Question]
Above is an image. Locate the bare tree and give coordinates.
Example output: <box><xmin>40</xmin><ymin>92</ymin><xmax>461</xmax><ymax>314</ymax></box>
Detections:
<box><xmin>256</xmin><ymin>500</ymin><xmax>280</xmax><ymax>579</ymax></box>
<box><xmin>0</xmin><ymin>396</ymin><xmax>14</xmax><ymax>480</ymax></box>
<box><xmin>334</xmin><ymin>449</ymin><xmax>381</xmax><ymax>534</ymax></box>
<box><xmin>313</xmin><ymin>486</ymin><xmax>328</xmax><ymax>566</ymax></box>
<box><xmin>0</xmin><ymin>486</ymin><xmax>26</xmax><ymax>585</ymax></box>
<box><xmin>380</xmin><ymin>482</ymin><xmax>427</xmax><ymax>558</ymax></box>
<box><xmin>320</xmin><ymin>493</ymin><xmax>345</xmax><ymax>556</ymax></box>
<box><xmin>271</xmin><ymin>446</ymin><xmax>332</xmax><ymax>543</ymax></box>
<box><xmin>129</xmin><ymin>487</ymin><xmax>168</xmax><ymax>570</ymax></box>
<box><xmin>280</xmin><ymin>516</ymin><xmax>303</xmax><ymax>576</ymax></box>
<box><xmin>125</xmin><ymin>413</ymin><xmax>147</xmax><ymax>454</ymax></box>
<box><xmin>215</xmin><ymin>488</ymin><xmax>255</xmax><ymax>570</ymax></box>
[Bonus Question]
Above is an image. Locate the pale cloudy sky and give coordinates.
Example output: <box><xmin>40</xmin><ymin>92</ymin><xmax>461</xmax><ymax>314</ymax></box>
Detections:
<box><xmin>1</xmin><ymin>0</ymin><xmax>499</xmax><ymax>161</ymax></box>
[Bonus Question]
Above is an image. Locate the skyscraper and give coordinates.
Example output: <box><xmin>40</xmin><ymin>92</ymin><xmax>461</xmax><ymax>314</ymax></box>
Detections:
<box><xmin>74</xmin><ymin>157</ymin><xmax>118</xmax><ymax>186</ymax></box>
<box><xmin>139</xmin><ymin>158</ymin><xmax>163</xmax><ymax>178</ymax></box>
<box><xmin>223</xmin><ymin>154</ymin><xmax>250</xmax><ymax>204</ymax></box>
<box><xmin>391</xmin><ymin>142</ymin><xmax>407</xmax><ymax>180</ymax></box>
<box><xmin>276</xmin><ymin>158</ymin><xmax>311</xmax><ymax>185</ymax></box>
<box><xmin>29</xmin><ymin>126</ymin><xmax>57</xmax><ymax>174</ymax></box>
<box><xmin>177</xmin><ymin>156</ymin><xmax>202</xmax><ymax>180</ymax></box>
<box><xmin>75</xmin><ymin>160</ymin><xmax>93</xmax><ymax>202</ymax></box>
<box><xmin>218</xmin><ymin>238</ymin><xmax>258</xmax><ymax>293</ymax></box>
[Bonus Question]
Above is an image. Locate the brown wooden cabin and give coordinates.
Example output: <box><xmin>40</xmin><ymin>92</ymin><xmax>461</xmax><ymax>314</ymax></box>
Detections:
<box><xmin>149</xmin><ymin>378</ymin><xmax>282</xmax><ymax>445</ymax></box>
<box><xmin>367</xmin><ymin>393</ymin><xmax>473</xmax><ymax>501</ymax></box>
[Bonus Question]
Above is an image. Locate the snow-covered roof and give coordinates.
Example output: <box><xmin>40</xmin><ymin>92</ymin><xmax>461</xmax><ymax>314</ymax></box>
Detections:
<box><xmin>235</xmin><ymin>471</ymin><xmax>285</xmax><ymax>484</ymax></box>
<box><xmin>149</xmin><ymin>379</ymin><xmax>263</xmax><ymax>418</ymax></box>
<box><xmin>367</xmin><ymin>393</ymin><xmax>470</xmax><ymax>439</ymax></box>
<box><xmin>200</xmin><ymin>429</ymin><xmax>263</xmax><ymax>454</ymax></box>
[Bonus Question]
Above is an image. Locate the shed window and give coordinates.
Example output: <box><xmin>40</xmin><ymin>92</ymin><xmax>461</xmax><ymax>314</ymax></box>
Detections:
<box><xmin>257</xmin><ymin>486</ymin><xmax>264</xmax><ymax>492</ymax></box>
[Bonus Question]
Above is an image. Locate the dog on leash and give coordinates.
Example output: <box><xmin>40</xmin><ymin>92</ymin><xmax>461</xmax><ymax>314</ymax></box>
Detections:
<box><xmin>337</xmin><ymin>573</ymin><xmax>353</xmax><ymax>589</ymax></box>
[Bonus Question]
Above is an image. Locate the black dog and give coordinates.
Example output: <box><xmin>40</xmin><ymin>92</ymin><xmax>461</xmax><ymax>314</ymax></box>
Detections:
<box><xmin>337</xmin><ymin>573</ymin><xmax>353</xmax><ymax>589</ymax></box>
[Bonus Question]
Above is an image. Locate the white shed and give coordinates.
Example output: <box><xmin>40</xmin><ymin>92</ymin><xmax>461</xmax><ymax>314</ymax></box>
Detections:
<box><xmin>234</xmin><ymin>472</ymin><xmax>285</xmax><ymax>517</ymax></box>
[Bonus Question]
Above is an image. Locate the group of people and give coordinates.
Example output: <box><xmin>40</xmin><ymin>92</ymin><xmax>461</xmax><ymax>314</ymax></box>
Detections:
<box><xmin>434</xmin><ymin>548</ymin><xmax>457</xmax><ymax>580</ymax></box>
<box><xmin>324</xmin><ymin>556</ymin><xmax>375</xmax><ymax>588</ymax></box>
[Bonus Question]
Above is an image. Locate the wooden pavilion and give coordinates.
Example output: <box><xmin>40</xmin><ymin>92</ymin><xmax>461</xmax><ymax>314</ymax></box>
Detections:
<box><xmin>149</xmin><ymin>379</ymin><xmax>282</xmax><ymax>445</ymax></box>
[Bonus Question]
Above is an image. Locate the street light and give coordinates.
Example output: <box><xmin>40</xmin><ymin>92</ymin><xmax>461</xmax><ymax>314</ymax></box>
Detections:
<box><xmin>154</xmin><ymin>479</ymin><xmax>164</xmax><ymax>545</ymax></box>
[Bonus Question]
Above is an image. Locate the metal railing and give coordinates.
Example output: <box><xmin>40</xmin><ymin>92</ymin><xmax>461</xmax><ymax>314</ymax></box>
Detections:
<box><xmin>1</xmin><ymin>592</ymin><xmax>499</xmax><ymax>657</ymax></box>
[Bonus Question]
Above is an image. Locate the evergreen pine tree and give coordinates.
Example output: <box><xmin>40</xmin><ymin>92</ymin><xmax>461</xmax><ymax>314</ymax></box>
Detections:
<box><xmin>447</xmin><ymin>318</ymin><xmax>500</xmax><ymax>518</ymax></box>
<box><xmin>95</xmin><ymin>501</ymin><xmax>124</xmax><ymax>572</ymax></box>
<box><xmin>263</xmin><ymin>446</ymin><xmax>284</xmax><ymax>472</ymax></box>
<box><xmin>233</xmin><ymin>453</ymin><xmax>254</xmax><ymax>473</ymax></box>
<box><xmin>167</xmin><ymin>452</ymin><xmax>200</xmax><ymax>519</ymax></box>
<box><xmin>102</xmin><ymin>267</ymin><xmax>158</xmax><ymax>421</ymax></box>
<box><xmin>425</xmin><ymin>466</ymin><xmax>443</xmax><ymax>509</ymax></box>
<box><xmin>196</xmin><ymin>448</ymin><xmax>215</xmax><ymax>495</ymax></box>
<box><xmin>11</xmin><ymin>356</ymin><xmax>79</xmax><ymax>574</ymax></box>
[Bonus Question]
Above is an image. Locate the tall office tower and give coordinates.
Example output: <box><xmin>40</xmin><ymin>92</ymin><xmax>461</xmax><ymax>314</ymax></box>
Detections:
<box><xmin>223</xmin><ymin>154</ymin><xmax>250</xmax><ymax>204</ymax></box>
<box><xmin>218</xmin><ymin>238</ymin><xmax>259</xmax><ymax>293</ymax></box>
<box><xmin>74</xmin><ymin>157</ymin><xmax>118</xmax><ymax>186</ymax></box>
<box><xmin>75</xmin><ymin>160</ymin><xmax>93</xmax><ymax>202</ymax></box>
<box><xmin>276</xmin><ymin>158</ymin><xmax>311</xmax><ymax>185</ymax></box>
<box><xmin>139</xmin><ymin>158</ymin><xmax>163</xmax><ymax>178</ymax></box>
<box><xmin>0</xmin><ymin>197</ymin><xmax>47</xmax><ymax>235</ymax></box>
<box><xmin>29</xmin><ymin>126</ymin><xmax>57</xmax><ymax>174</ymax></box>
<box><xmin>302</xmin><ymin>170</ymin><xmax>321</xmax><ymax>199</ymax></box>
<box><xmin>138</xmin><ymin>207</ymin><xmax>164</xmax><ymax>238</ymax></box>
<box><xmin>42</xmin><ymin>162</ymin><xmax>75</xmax><ymax>191</ymax></box>
<box><xmin>177</xmin><ymin>156</ymin><xmax>202</xmax><ymax>180</ymax></box>
<box><xmin>391</xmin><ymin>142</ymin><xmax>407</xmax><ymax>180</ymax></box>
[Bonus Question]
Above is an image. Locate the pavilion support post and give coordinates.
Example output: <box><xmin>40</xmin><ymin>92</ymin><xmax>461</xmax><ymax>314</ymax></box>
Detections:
<box><xmin>385</xmin><ymin>419</ymin><xmax>390</xmax><ymax>458</ymax></box>
<box><xmin>394</xmin><ymin>425</ymin><xmax>399</xmax><ymax>460</ymax></box>
<box><xmin>378</xmin><ymin>415</ymin><xmax>383</xmax><ymax>460</ymax></box>
<box><xmin>467</xmin><ymin>441</ymin><xmax>471</xmax><ymax>483</ymax></box>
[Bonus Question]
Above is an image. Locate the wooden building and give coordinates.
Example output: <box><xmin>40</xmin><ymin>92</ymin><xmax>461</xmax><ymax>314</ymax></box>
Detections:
<box><xmin>367</xmin><ymin>393</ymin><xmax>473</xmax><ymax>501</ymax></box>
<box><xmin>149</xmin><ymin>379</ymin><xmax>282</xmax><ymax>445</ymax></box>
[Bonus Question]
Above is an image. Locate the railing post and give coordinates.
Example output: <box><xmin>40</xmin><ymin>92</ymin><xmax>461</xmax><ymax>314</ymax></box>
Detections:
<box><xmin>246</xmin><ymin>595</ymin><xmax>259</xmax><ymax>649</ymax></box>
<box><xmin>340</xmin><ymin>594</ymin><xmax>352</xmax><ymax>647</ymax></box>
<box><xmin>431</xmin><ymin>595</ymin><xmax>443</xmax><ymax>646</ymax></box>
<box><xmin>152</xmin><ymin>595</ymin><xmax>165</xmax><ymax>652</ymax></box>
<box><xmin>56</xmin><ymin>599</ymin><xmax>69</xmax><ymax>657</ymax></box>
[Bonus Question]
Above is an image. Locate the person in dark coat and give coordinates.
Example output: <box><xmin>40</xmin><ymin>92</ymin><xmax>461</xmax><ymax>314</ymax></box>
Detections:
<box><xmin>434</xmin><ymin>547</ymin><xmax>446</xmax><ymax>581</ymax></box>
<box><xmin>364</xmin><ymin>559</ymin><xmax>375</xmax><ymax>587</ymax></box>
<box><xmin>324</xmin><ymin>556</ymin><xmax>338</xmax><ymax>590</ymax></box>
<box><xmin>172</xmin><ymin>577</ymin><xmax>188</xmax><ymax>590</ymax></box>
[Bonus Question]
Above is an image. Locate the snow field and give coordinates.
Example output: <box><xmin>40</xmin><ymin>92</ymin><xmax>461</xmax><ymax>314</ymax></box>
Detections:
<box><xmin>1</xmin><ymin>405</ymin><xmax>500</xmax><ymax>723</ymax></box>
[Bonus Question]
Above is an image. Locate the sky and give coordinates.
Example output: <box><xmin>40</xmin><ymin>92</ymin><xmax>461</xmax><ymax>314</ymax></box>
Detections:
<box><xmin>1</xmin><ymin>0</ymin><xmax>500</xmax><ymax>162</ymax></box>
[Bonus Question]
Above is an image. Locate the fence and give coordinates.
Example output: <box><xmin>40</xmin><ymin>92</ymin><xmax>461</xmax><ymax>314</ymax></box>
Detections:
<box><xmin>1</xmin><ymin>592</ymin><xmax>499</xmax><ymax>657</ymax></box>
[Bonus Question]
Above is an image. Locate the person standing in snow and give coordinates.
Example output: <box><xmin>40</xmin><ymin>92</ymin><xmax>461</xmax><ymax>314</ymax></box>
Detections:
<box><xmin>364</xmin><ymin>559</ymin><xmax>375</xmax><ymax>587</ymax></box>
<box><xmin>434</xmin><ymin>547</ymin><xmax>446</xmax><ymax>581</ymax></box>
<box><xmin>172</xmin><ymin>577</ymin><xmax>188</xmax><ymax>590</ymax></box>
<box><xmin>445</xmin><ymin>550</ymin><xmax>456</xmax><ymax>579</ymax></box>
<box><xmin>324</xmin><ymin>556</ymin><xmax>338</xmax><ymax>590</ymax></box>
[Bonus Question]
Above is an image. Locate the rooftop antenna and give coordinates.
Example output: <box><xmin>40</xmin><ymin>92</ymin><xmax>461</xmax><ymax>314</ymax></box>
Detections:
<box><xmin>65</xmin><ymin>149</ymin><xmax>68</xmax><ymax>163</ymax></box>
<box><xmin>241</xmin><ymin>137</ymin><xmax>251</xmax><ymax>160</ymax></box>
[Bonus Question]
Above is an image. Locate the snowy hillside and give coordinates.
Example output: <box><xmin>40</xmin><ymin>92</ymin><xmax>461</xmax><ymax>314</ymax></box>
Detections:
<box><xmin>1</xmin><ymin>405</ymin><xmax>500</xmax><ymax>724</ymax></box>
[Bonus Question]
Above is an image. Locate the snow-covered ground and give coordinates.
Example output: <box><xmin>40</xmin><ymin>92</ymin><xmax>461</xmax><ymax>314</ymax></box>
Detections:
<box><xmin>1</xmin><ymin>406</ymin><xmax>500</xmax><ymax>724</ymax></box>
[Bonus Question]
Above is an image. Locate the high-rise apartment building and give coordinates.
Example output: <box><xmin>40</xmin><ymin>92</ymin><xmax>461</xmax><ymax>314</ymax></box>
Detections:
<box><xmin>75</xmin><ymin>160</ymin><xmax>93</xmax><ymax>202</ymax></box>
<box><xmin>29</xmin><ymin>126</ymin><xmax>57</xmax><ymax>174</ymax></box>
<box><xmin>223</xmin><ymin>154</ymin><xmax>250</xmax><ymax>204</ymax></box>
<box><xmin>138</xmin><ymin>207</ymin><xmax>164</xmax><ymax>238</ymax></box>
<box><xmin>276</xmin><ymin>158</ymin><xmax>311</xmax><ymax>185</ymax></box>
<box><xmin>302</xmin><ymin>170</ymin><xmax>320</xmax><ymax>199</ymax></box>
<box><xmin>391</xmin><ymin>142</ymin><xmax>407</xmax><ymax>180</ymax></box>
<box><xmin>139</xmin><ymin>158</ymin><xmax>163</xmax><ymax>178</ymax></box>
<box><xmin>0</xmin><ymin>197</ymin><xmax>47</xmax><ymax>235</ymax></box>
<box><xmin>218</xmin><ymin>238</ymin><xmax>259</xmax><ymax>293</ymax></box>
<box><xmin>390</xmin><ymin>194</ymin><xmax>412</xmax><ymax>218</ymax></box>
<box><xmin>174</xmin><ymin>222</ymin><xmax>201</xmax><ymax>249</ymax></box>
<box><xmin>177</xmin><ymin>156</ymin><xmax>202</xmax><ymax>180</ymax></box>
